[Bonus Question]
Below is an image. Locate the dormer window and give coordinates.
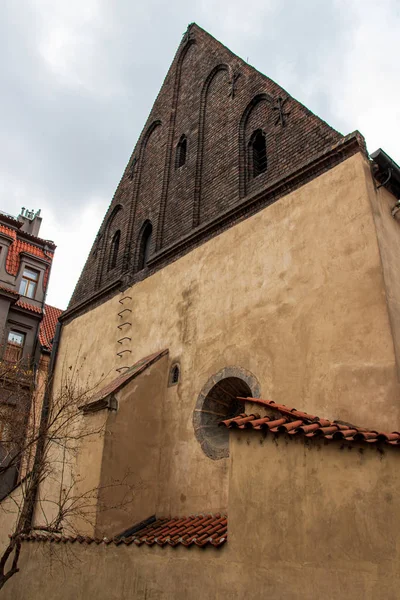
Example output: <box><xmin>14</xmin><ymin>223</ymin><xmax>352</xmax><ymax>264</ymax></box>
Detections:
<box><xmin>19</xmin><ymin>267</ymin><xmax>39</xmax><ymax>299</ymax></box>
<box><xmin>175</xmin><ymin>135</ymin><xmax>187</xmax><ymax>169</ymax></box>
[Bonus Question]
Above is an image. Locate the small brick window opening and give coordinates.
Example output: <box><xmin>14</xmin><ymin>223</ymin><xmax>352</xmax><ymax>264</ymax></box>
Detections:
<box><xmin>250</xmin><ymin>129</ymin><xmax>267</xmax><ymax>178</ymax></box>
<box><xmin>175</xmin><ymin>135</ymin><xmax>187</xmax><ymax>169</ymax></box>
<box><xmin>108</xmin><ymin>230</ymin><xmax>120</xmax><ymax>272</ymax></box>
<box><xmin>168</xmin><ymin>364</ymin><xmax>180</xmax><ymax>386</ymax></box>
<box><xmin>137</xmin><ymin>222</ymin><xmax>152</xmax><ymax>271</ymax></box>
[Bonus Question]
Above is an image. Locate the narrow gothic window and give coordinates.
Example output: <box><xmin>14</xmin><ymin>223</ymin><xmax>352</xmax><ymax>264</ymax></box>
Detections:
<box><xmin>108</xmin><ymin>230</ymin><xmax>120</xmax><ymax>271</ymax></box>
<box><xmin>250</xmin><ymin>130</ymin><xmax>267</xmax><ymax>178</ymax></box>
<box><xmin>137</xmin><ymin>222</ymin><xmax>152</xmax><ymax>271</ymax></box>
<box><xmin>175</xmin><ymin>135</ymin><xmax>187</xmax><ymax>169</ymax></box>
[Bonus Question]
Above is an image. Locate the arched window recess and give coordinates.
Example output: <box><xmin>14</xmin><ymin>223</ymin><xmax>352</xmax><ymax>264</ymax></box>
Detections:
<box><xmin>249</xmin><ymin>129</ymin><xmax>267</xmax><ymax>178</ymax></box>
<box><xmin>108</xmin><ymin>230</ymin><xmax>120</xmax><ymax>272</ymax></box>
<box><xmin>137</xmin><ymin>221</ymin><xmax>153</xmax><ymax>272</ymax></box>
<box><xmin>175</xmin><ymin>135</ymin><xmax>187</xmax><ymax>169</ymax></box>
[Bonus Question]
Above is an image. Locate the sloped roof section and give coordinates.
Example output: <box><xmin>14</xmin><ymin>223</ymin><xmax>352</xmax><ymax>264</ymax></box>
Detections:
<box><xmin>15</xmin><ymin>299</ymin><xmax>43</xmax><ymax>314</ymax></box>
<box><xmin>220</xmin><ymin>398</ymin><xmax>400</xmax><ymax>446</ymax></box>
<box><xmin>80</xmin><ymin>349</ymin><xmax>168</xmax><ymax>412</ymax></box>
<box><xmin>20</xmin><ymin>513</ymin><xmax>227</xmax><ymax>548</ymax></box>
<box><xmin>39</xmin><ymin>304</ymin><xmax>63</xmax><ymax>351</ymax></box>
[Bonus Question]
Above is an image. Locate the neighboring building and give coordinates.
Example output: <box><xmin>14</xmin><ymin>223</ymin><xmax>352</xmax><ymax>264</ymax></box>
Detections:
<box><xmin>4</xmin><ymin>24</ymin><xmax>400</xmax><ymax>599</ymax></box>
<box><xmin>0</xmin><ymin>208</ymin><xmax>61</xmax><ymax>498</ymax></box>
<box><xmin>0</xmin><ymin>208</ymin><xmax>55</xmax><ymax>366</ymax></box>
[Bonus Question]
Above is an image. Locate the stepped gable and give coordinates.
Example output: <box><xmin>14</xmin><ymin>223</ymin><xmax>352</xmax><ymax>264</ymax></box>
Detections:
<box><xmin>65</xmin><ymin>23</ymin><xmax>363</xmax><ymax>323</ymax></box>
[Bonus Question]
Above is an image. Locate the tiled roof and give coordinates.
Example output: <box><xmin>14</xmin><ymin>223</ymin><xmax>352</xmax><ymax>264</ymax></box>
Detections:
<box><xmin>18</xmin><ymin>514</ymin><xmax>227</xmax><ymax>548</ymax></box>
<box><xmin>220</xmin><ymin>398</ymin><xmax>400</xmax><ymax>446</ymax></box>
<box><xmin>0</xmin><ymin>224</ymin><xmax>54</xmax><ymax>291</ymax></box>
<box><xmin>0</xmin><ymin>283</ymin><xmax>18</xmax><ymax>296</ymax></box>
<box><xmin>87</xmin><ymin>349</ymin><xmax>168</xmax><ymax>405</ymax></box>
<box><xmin>39</xmin><ymin>304</ymin><xmax>63</xmax><ymax>350</ymax></box>
<box><xmin>15</xmin><ymin>299</ymin><xmax>43</xmax><ymax>314</ymax></box>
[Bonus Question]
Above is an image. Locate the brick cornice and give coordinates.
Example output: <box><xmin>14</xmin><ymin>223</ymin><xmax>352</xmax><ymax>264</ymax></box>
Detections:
<box><xmin>148</xmin><ymin>132</ymin><xmax>365</xmax><ymax>267</ymax></box>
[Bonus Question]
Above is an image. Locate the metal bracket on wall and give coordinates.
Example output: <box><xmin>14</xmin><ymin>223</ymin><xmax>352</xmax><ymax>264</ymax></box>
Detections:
<box><xmin>117</xmin><ymin>322</ymin><xmax>131</xmax><ymax>330</ymax></box>
<box><xmin>116</xmin><ymin>366</ymin><xmax>130</xmax><ymax>373</ymax></box>
<box><xmin>117</xmin><ymin>337</ymin><xmax>131</xmax><ymax>344</ymax></box>
<box><xmin>118</xmin><ymin>308</ymin><xmax>132</xmax><ymax>318</ymax></box>
<box><xmin>117</xmin><ymin>349</ymin><xmax>132</xmax><ymax>358</ymax></box>
<box><xmin>119</xmin><ymin>296</ymin><xmax>132</xmax><ymax>305</ymax></box>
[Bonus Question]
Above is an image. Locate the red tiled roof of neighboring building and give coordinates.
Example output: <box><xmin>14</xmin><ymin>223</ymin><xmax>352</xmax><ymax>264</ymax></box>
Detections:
<box><xmin>15</xmin><ymin>299</ymin><xmax>43</xmax><ymax>314</ymax></box>
<box><xmin>19</xmin><ymin>514</ymin><xmax>227</xmax><ymax>548</ymax></box>
<box><xmin>0</xmin><ymin>283</ymin><xmax>18</xmax><ymax>296</ymax></box>
<box><xmin>0</xmin><ymin>223</ymin><xmax>55</xmax><ymax>288</ymax></box>
<box><xmin>39</xmin><ymin>304</ymin><xmax>63</xmax><ymax>350</ymax></box>
<box><xmin>86</xmin><ymin>349</ymin><xmax>169</xmax><ymax>406</ymax></box>
<box><xmin>220</xmin><ymin>398</ymin><xmax>400</xmax><ymax>446</ymax></box>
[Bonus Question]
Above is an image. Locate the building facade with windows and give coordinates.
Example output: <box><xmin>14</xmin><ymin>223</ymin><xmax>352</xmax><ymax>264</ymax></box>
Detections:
<box><xmin>0</xmin><ymin>208</ymin><xmax>56</xmax><ymax>366</ymax></box>
<box><xmin>0</xmin><ymin>208</ymin><xmax>61</xmax><ymax>499</ymax></box>
<box><xmin>3</xmin><ymin>24</ymin><xmax>400</xmax><ymax>599</ymax></box>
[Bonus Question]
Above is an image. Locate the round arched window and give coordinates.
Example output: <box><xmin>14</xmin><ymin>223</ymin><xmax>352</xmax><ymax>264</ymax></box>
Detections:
<box><xmin>193</xmin><ymin>367</ymin><xmax>260</xmax><ymax>460</ymax></box>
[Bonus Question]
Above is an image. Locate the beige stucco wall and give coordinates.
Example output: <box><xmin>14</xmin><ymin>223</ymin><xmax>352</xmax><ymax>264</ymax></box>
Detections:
<box><xmin>48</xmin><ymin>151</ymin><xmax>400</xmax><ymax>524</ymax></box>
<box><xmin>3</xmin><ymin>432</ymin><xmax>400</xmax><ymax>600</ymax></box>
<box><xmin>367</xmin><ymin>172</ymin><xmax>400</xmax><ymax>379</ymax></box>
<box><xmin>96</xmin><ymin>354</ymin><xmax>169</xmax><ymax>536</ymax></box>
<box><xmin>0</xmin><ymin>483</ymin><xmax>23</xmax><ymax>552</ymax></box>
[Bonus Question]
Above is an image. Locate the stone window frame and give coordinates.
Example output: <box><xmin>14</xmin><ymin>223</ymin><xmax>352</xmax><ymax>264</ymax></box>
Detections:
<box><xmin>193</xmin><ymin>366</ymin><xmax>261</xmax><ymax>460</ymax></box>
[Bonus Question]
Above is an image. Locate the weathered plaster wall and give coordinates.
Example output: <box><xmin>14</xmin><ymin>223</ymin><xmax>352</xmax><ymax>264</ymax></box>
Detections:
<box><xmin>366</xmin><ymin>170</ymin><xmax>400</xmax><ymax>379</ymax></box>
<box><xmin>0</xmin><ymin>483</ymin><xmax>22</xmax><ymax>552</ymax></box>
<box><xmin>228</xmin><ymin>430</ymin><xmax>400</xmax><ymax>598</ymax></box>
<box><xmin>51</xmin><ymin>151</ymin><xmax>400</xmax><ymax>522</ymax></box>
<box><xmin>3</xmin><ymin>433</ymin><xmax>400</xmax><ymax>599</ymax></box>
<box><xmin>96</xmin><ymin>355</ymin><xmax>169</xmax><ymax>537</ymax></box>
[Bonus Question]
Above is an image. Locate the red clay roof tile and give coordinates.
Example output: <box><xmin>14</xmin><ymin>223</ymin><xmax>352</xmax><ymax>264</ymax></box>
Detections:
<box><xmin>20</xmin><ymin>514</ymin><xmax>227</xmax><ymax>548</ymax></box>
<box><xmin>220</xmin><ymin>397</ymin><xmax>400</xmax><ymax>447</ymax></box>
<box><xmin>39</xmin><ymin>304</ymin><xmax>63</xmax><ymax>350</ymax></box>
<box><xmin>15</xmin><ymin>299</ymin><xmax>42</xmax><ymax>314</ymax></box>
<box><xmin>0</xmin><ymin>223</ymin><xmax>54</xmax><ymax>291</ymax></box>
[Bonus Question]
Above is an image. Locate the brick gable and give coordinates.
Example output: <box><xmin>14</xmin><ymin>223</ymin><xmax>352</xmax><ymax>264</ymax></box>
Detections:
<box><xmin>65</xmin><ymin>23</ymin><xmax>356</xmax><ymax>323</ymax></box>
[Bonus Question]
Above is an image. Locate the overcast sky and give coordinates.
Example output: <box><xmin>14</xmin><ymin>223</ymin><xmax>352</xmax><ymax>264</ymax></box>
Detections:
<box><xmin>1</xmin><ymin>0</ymin><xmax>399</xmax><ymax>309</ymax></box>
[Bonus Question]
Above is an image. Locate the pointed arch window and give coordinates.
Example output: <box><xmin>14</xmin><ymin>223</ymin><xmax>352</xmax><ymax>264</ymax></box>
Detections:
<box><xmin>137</xmin><ymin>222</ymin><xmax>152</xmax><ymax>271</ymax></box>
<box><xmin>249</xmin><ymin>129</ymin><xmax>267</xmax><ymax>178</ymax></box>
<box><xmin>108</xmin><ymin>230</ymin><xmax>120</xmax><ymax>271</ymax></box>
<box><xmin>175</xmin><ymin>135</ymin><xmax>187</xmax><ymax>169</ymax></box>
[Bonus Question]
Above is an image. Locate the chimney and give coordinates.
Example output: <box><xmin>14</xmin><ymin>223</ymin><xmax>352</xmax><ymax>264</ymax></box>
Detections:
<box><xmin>18</xmin><ymin>208</ymin><xmax>42</xmax><ymax>237</ymax></box>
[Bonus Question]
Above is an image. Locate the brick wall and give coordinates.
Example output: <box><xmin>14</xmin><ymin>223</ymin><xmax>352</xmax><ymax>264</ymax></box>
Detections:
<box><xmin>67</xmin><ymin>23</ymin><xmax>344</xmax><ymax>320</ymax></box>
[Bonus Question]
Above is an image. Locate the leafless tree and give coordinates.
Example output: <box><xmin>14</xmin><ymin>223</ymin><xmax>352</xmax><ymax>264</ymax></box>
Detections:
<box><xmin>0</xmin><ymin>354</ymin><xmax>133</xmax><ymax>592</ymax></box>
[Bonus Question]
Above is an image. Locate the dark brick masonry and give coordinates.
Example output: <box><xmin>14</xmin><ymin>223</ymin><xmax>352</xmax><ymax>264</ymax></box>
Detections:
<box><xmin>63</xmin><ymin>23</ymin><xmax>366</xmax><ymax>324</ymax></box>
